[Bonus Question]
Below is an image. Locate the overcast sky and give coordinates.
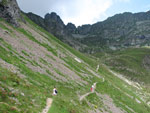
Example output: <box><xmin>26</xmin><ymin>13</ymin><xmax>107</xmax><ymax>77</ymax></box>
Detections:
<box><xmin>17</xmin><ymin>0</ymin><xmax>150</xmax><ymax>26</ymax></box>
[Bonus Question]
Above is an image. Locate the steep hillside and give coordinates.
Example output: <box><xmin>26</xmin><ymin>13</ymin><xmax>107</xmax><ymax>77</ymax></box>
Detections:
<box><xmin>0</xmin><ymin>1</ymin><xmax>150</xmax><ymax>112</ymax></box>
<box><xmin>0</xmin><ymin>15</ymin><xmax>150</xmax><ymax>113</ymax></box>
<box><xmin>0</xmin><ymin>15</ymin><xmax>99</xmax><ymax>112</ymax></box>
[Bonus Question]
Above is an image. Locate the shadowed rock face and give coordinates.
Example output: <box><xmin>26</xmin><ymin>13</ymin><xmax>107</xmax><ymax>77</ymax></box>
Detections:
<box><xmin>44</xmin><ymin>12</ymin><xmax>66</xmax><ymax>37</ymax></box>
<box><xmin>66</xmin><ymin>23</ymin><xmax>76</xmax><ymax>34</ymax></box>
<box><xmin>27</xmin><ymin>12</ymin><xmax>66</xmax><ymax>38</ymax></box>
<box><xmin>0</xmin><ymin>0</ymin><xmax>23</xmax><ymax>27</ymax></box>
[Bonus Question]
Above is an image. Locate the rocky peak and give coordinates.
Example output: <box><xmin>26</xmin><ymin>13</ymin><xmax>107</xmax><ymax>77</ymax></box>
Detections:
<box><xmin>26</xmin><ymin>12</ymin><xmax>45</xmax><ymax>28</ymax></box>
<box><xmin>0</xmin><ymin>0</ymin><xmax>23</xmax><ymax>27</ymax></box>
<box><xmin>44</xmin><ymin>12</ymin><xmax>65</xmax><ymax>37</ymax></box>
<box><xmin>66</xmin><ymin>23</ymin><xmax>76</xmax><ymax>34</ymax></box>
<box><xmin>44</xmin><ymin>12</ymin><xmax>65</xmax><ymax>27</ymax></box>
<box><xmin>77</xmin><ymin>24</ymin><xmax>91</xmax><ymax>35</ymax></box>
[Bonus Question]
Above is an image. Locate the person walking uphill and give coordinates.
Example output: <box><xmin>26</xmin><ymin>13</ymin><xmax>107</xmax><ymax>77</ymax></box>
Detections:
<box><xmin>91</xmin><ymin>85</ymin><xmax>94</xmax><ymax>92</ymax></box>
<box><xmin>53</xmin><ymin>87</ymin><xmax>57</xmax><ymax>96</ymax></box>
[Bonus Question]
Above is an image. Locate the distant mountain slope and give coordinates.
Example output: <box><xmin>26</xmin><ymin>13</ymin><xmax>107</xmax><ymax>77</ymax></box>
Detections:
<box><xmin>94</xmin><ymin>47</ymin><xmax>150</xmax><ymax>85</ymax></box>
<box><xmin>27</xmin><ymin>11</ymin><xmax>150</xmax><ymax>53</ymax></box>
<box><xmin>78</xmin><ymin>12</ymin><xmax>150</xmax><ymax>52</ymax></box>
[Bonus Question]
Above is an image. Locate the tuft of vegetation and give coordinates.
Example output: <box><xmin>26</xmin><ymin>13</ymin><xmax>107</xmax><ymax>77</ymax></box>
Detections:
<box><xmin>1</xmin><ymin>0</ymin><xmax>8</xmax><ymax>5</ymax></box>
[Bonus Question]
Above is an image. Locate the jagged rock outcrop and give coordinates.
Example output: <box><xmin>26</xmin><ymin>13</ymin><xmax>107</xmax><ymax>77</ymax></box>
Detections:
<box><xmin>27</xmin><ymin>12</ymin><xmax>66</xmax><ymax>38</ymax></box>
<box><xmin>77</xmin><ymin>24</ymin><xmax>91</xmax><ymax>35</ymax></box>
<box><xmin>44</xmin><ymin>12</ymin><xmax>66</xmax><ymax>38</ymax></box>
<box><xmin>26</xmin><ymin>12</ymin><xmax>45</xmax><ymax>29</ymax></box>
<box><xmin>65</xmin><ymin>23</ymin><xmax>76</xmax><ymax>34</ymax></box>
<box><xmin>0</xmin><ymin>0</ymin><xmax>23</xmax><ymax>27</ymax></box>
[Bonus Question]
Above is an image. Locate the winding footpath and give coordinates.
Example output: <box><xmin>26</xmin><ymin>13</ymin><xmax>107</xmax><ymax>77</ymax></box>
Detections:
<box><xmin>79</xmin><ymin>82</ymin><xmax>97</xmax><ymax>101</ymax></box>
<box><xmin>42</xmin><ymin>98</ymin><xmax>53</xmax><ymax>113</ymax></box>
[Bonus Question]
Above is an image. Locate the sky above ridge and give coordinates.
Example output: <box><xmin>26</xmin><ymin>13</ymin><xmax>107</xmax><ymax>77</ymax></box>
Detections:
<box><xmin>17</xmin><ymin>0</ymin><xmax>150</xmax><ymax>26</ymax></box>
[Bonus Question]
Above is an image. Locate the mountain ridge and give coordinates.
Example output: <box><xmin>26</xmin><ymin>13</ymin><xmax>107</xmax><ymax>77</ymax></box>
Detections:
<box><xmin>26</xmin><ymin>11</ymin><xmax>150</xmax><ymax>53</ymax></box>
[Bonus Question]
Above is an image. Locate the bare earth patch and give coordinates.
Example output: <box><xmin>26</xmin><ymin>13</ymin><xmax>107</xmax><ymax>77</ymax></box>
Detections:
<box><xmin>42</xmin><ymin>98</ymin><xmax>53</xmax><ymax>113</ymax></box>
<box><xmin>96</xmin><ymin>93</ymin><xmax>125</xmax><ymax>113</ymax></box>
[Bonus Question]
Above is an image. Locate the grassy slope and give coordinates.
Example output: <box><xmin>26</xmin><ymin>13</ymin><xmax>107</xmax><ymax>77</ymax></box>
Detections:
<box><xmin>95</xmin><ymin>48</ymin><xmax>150</xmax><ymax>85</ymax></box>
<box><xmin>0</xmin><ymin>16</ymin><xmax>99</xmax><ymax>113</ymax></box>
<box><xmin>0</xmin><ymin>16</ymin><xmax>150</xmax><ymax>113</ymax></box>
<box><xmin>94</xmin><ymin>48</ymin><xmax>150</xmax><ymax>111</ymax></box>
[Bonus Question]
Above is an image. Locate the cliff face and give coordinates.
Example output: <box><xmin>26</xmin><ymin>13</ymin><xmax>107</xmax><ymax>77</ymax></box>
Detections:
<box><xmin>26</xmin><ymin>12</ymin><xmax>45</xmax><ymax>29</ymax></box>
<box><xmin>66</xmin><ymin>23</ymin><xmax>76</xmax><ymax>34</ymax></box>
<box><xmin>26</xmin><ymin>12</ymin><xmax>66</xmax><ymax>38</ymax></box>
<box><xmin>0</xmin><ymin>0</ymin><xmax>23</xmax><ymax>27</ymax></box>
<box><xmin>44</xmin><ymin>12</ymin><xmax>66</xmax><ymax>38</ymax></box>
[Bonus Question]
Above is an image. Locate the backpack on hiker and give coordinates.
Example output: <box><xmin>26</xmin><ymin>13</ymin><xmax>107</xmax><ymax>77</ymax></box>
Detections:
<box><xmin>55</xmin><ymin>90</ymin><xmax>57</xmax><ymax>94</ymax></box>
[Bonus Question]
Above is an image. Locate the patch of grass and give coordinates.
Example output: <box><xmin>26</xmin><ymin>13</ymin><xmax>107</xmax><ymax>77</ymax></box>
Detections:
<box><xmin>46</xmin><ymin>54</ymin><xmax>56</xmax><ymax>61</ymax></box>
<box><xmin>1</xmin><ymin>0</ymin><xmax>8</xmax><ymax>5</ymax></box>
<box><xmin>39</xmin><ymin>58</ymin><xmax>48</xmax><ymax>65</ymax></box>
<box><xmin>21</xmin><ymin>50</ymin><xmax>30</xmax><ymax>57</ymax></box>
<box><xmin>0</xmin><ymin>22</ymin><xmax>13</xmax><ymax>33</ymax></box>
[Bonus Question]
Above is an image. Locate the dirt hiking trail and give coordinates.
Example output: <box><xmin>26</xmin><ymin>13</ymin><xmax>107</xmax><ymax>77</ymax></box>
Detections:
<box><xmin>42</xmin><ymin>98</ymin><xmax>53</xmax><ymax>113</ymax></box>
<box><xmin>80</xmin><ymin>82</ymin><xmax>97</xmax><ymax>101</ymax></box>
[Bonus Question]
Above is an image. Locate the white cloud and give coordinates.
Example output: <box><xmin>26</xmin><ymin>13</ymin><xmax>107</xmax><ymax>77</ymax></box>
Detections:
<box><xmin>57</xmin><ymin>0</ymin><xmax>113</xmax><ymax>26</ymax></box>
<box><xmin>17</xmin><ymin>0</ymin><xmax>132</xmax><ymax>26</ymax></box>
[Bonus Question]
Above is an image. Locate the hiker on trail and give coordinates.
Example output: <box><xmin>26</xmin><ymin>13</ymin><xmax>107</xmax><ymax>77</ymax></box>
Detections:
<box><xmin>53</xmin><ymin>87</ymin><xmax>57</xmax><ymax>95</ymax></box>
<box><xmin>91</xmin><ymin>85</ymin><xmax>94</xmax><ymax>92</ymax></box>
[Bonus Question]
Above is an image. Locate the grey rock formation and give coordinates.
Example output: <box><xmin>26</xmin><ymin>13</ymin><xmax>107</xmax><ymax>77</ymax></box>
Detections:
<box><xmin>44</xmin><ymin>12</ymin><xmax>66</xmax><ymax>38</ymax></box>
<box><xmin>75</xmin><ymin>11</ymin><xmax>150</xmax><ymax>52</ymax></box>
<box><xmin>0</xmin><ymin>0</ymin><xmax>24</xmax><ymax>27</ymax></box>
<box><xmin>66</xmin><ymin>23</ymin><xmax>76</xmax><ymax>34</ymax></box>
<box><xmin>77</xmin><ymin>24</ymin><xmax>91</xmax><ymax>35</ymax></box>
<box><xmin>26</xmin><ymin>12</ymin><xmax>45</xmax><ymax>29</ymax></box>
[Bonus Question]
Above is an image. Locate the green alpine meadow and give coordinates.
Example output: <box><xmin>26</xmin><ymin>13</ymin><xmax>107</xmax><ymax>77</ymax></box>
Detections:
<box><xmin>0</xmin><ymin>0</ymin><xmax>150</xmax><ymax>113</ymax></box>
